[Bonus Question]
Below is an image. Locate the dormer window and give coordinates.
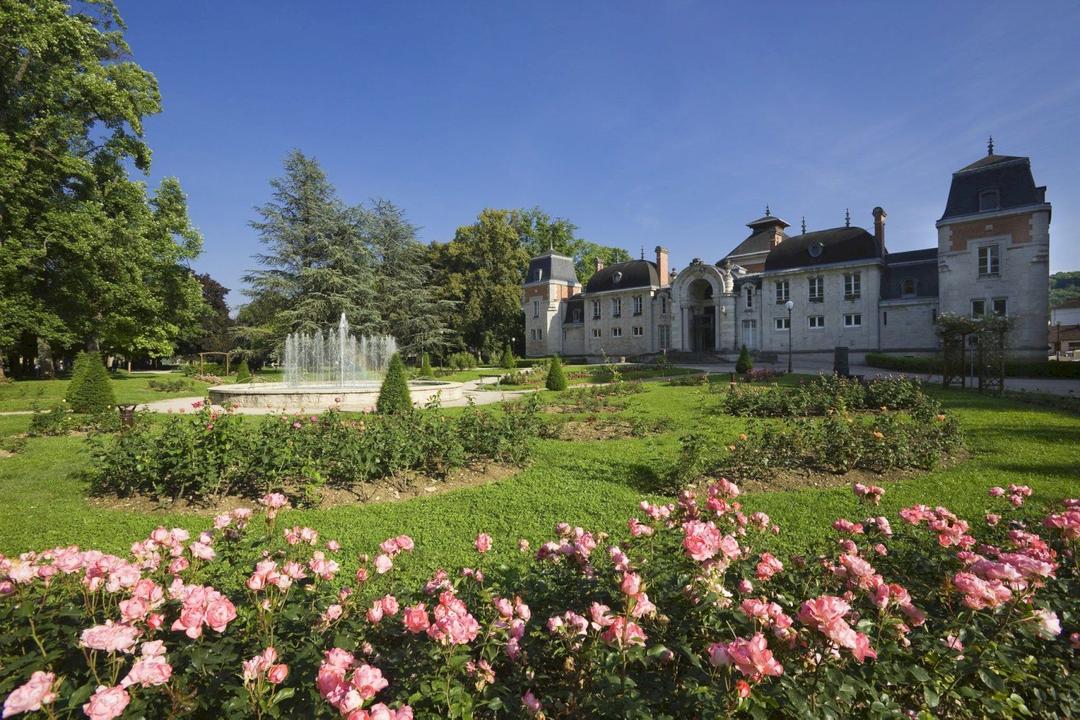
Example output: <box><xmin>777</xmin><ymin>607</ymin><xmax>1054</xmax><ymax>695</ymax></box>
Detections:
<box><xmin>901</xmin><ymin>278</ymin><xmax>916</xmax><ymax>296</ymax></box>
<box><xmin>978</xmin><ymin>189</ymin><xmax>1000</xmax><ymax>212</ymax></box>
<box><xmin>536</xmin><ymin>269</ymin><xmax>543</xmax><ymax>281</ymax></box>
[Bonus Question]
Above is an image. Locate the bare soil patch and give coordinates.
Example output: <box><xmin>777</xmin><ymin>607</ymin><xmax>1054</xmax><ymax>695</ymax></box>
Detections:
<box><xmin>88</xmin><ymin>462</ymin><xmax>522</xmax><ymax>515</ymax></box>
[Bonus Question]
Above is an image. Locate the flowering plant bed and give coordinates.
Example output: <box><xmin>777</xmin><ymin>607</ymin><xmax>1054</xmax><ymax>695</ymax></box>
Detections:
<box><xmin>2</xmin><ymin>480</ymin><xmax>1077</xmax><ymax>719</ymax></box>
<box><xmin>718</xmin><ymin>375</ymin><xmax>928</xmax><ymax>418</ymax></box>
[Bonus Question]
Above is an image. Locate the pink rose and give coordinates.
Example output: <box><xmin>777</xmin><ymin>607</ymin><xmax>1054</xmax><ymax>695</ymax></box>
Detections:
<box><xmin>475</xmin><ymin>533</ymin><xmax>493</xmax><ymax>554</ymax></box>
<box><xmin>122</xmin><ymin>655</ymin><xmax>173</xmax><ymax>688</ymax></box>
<box><xmin>351</xmin><ymin>664</ymin><xmax>389</xmax><ymax>699</ymax></box>
<box><xmin>205</xmin><ymin>598</ymin><xmax>237</xmax><ymax>633</ymax></box>
<box><xmin>374</xmin><ymin>554</ymin><xmax>393</xmax><ymax>574</ymax></box>
<box><xmin>82</xmin><ymin>686</ymin><xmax>130</xmax><ymax>720</ymax></box>
<box><xmin>403</xmin><ymin>603</ymin><xmax>430</xmax><ymax>633</ymax></box>
<box><xmin>267</xmin><ymin>663</ymin><xmax>289</xmax><ymax>684</ymax></box>
<box><xmin>2</xmin><ymin>671</ymin><xmax>56</xmax><ymax>717</ymax></box>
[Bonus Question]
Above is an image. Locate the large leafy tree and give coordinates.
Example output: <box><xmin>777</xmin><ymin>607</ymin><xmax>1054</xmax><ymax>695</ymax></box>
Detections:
<box><xmin>177</xmin><ymin>273</ymin><xmax>233</xmax><ymax>355</ymax></box>
<box><xmin>0</xmin><ymin>0</ymin><xmax>205</xmax><ymax>373</ymax></box>
<box><xmin>515</xmin><ymin>207</ymin><xmax>632</xmax><ymax>285</ymax></box>
<box><xmin>243</xmin><ymin>150</ymin><xmax>378</xmax><ymax>352</ymax></box>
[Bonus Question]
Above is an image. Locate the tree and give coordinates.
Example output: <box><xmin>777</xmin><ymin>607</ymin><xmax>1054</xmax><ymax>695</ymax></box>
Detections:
<box><xmin>514</xmin><ymin>208</ymin><xmax>632</xmax><ymax>285</ymax></box>
<box><xmin>178</xmin><ymin>274</ymin><xmax>233</xmax><ymax>355</ymax></box>
<box><xmin>243</xmin><ymin>150</ymin><xmax>377</xmax><ymax>351</ymax></box>
<box><xmin>235</xmin><ymin>358</ymin><xmax>251</xmax><ymax>382</ymax></box>
<box><xmin>376</xmin><ymin>354</ymin><xmax>412</xmax><ymax>414</ymax></box>
<box><xmin>419</xmin><ymin>353</ymin><xmax>433</xmax><ymax>378</ymax></box>
<box><xmin>1050</xmin><ymin>271</ymin><xmax>1080</xmax><ymax>311</ymax></box>
<box><xmin>736</xmin><ymin>346</ymin><xmax>753</xmax><ymax>374</ymax></box>
<box><xmin>545</xmin><ymin>355</ymin><xmax>568</xmax><ymax>391</ymax></box>
<box><xmin>65</xmin><ymin>351</ymin><xmax>116</xmax><ymax>413</ymax></box>
<box><xmin>500</xmin><ymin>343</ymin><xmax>517</xmax><ymax>370</ymax></box>
<box><xmin>0</xmin><ymin>1</ymin><xmax>206</xmax><ymax>364</ymax></box>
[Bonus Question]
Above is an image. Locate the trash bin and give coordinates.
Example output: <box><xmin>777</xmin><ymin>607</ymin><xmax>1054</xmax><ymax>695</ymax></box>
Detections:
<box><xmin>833</xmin><ymin>347</ymin><xmax>850</xmax><ymax>377</ymax></box>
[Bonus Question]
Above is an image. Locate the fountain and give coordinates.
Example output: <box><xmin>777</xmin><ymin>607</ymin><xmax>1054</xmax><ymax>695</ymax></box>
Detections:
<box><xmin>208</xmin><ymin>314</ymin><xmax>463</xmax><ymax>411</ymax></box>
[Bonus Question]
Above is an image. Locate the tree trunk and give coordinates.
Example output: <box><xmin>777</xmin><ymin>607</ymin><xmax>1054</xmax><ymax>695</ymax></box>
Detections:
<box><xmin>36</xmin><ymin>337</ymin><xmax>55</xmax><ymax>379</ymax></box>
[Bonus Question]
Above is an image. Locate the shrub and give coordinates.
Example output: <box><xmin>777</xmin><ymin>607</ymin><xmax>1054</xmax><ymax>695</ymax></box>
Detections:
<box><xmin>735</xmin><ymin>345</ymin><xmax>753</xmax><ymax>374</ymax></box>
<box><xmin>235</xmin><ymin>358</ymin><xmax>251</xmax><ymax>382</ymax></box>
<box><xmin>28</xmin><ymin>405</ymin><xmax>70</xmax><ymax>437</ymax></box>
<box><xmin>447</xmin><ymin>352</ymin><xmax>478</xmax><ymax>371</ymax></box>
<box><xmin>865</xmin><ymin>353</ymin><xmax>1080</xmax><ymax>380</ymax></box>
<box><xmin>146</xmin><ymin>378</ymin><xmax>191</xmax><ymax>393</ymax></box>
<box><xmin>1</xmin><ymin>485</ymin><xmax>1076</xmax><ymax>719</ymax></box>
<box><xmin>719</xmin><ymin>375</ymin><xmax>927</xmax><ymax>417</ymax></box>
<box><xmin>377</xmin><ymin>354</ymin><xmax>413</xmax><ymax>415</ymax></box>
<box><xmin>545</xmin><ymin>355</ymin><xmax>568</xmax><ymax>391</ymax></box>
<box><xmin>499</xmin><ymin>343</ymin><xmax>516</xmax><ymax>370</ymax></box>
<box><xmin>64</xmin><ymin>351</ymin><xmax>116</xmax><ymax>413</ymax></box>
<box><xmin>419</xmin><ymin>353</ymin><xmax>433</xmax><ymax>378</ymax></box>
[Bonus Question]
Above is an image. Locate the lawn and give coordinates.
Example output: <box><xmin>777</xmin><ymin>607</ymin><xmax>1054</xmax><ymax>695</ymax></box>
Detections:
<box><xmin>0</xmin><ymin>380</ymin><xmax>1077</xmax><ymax>589</ymax></box>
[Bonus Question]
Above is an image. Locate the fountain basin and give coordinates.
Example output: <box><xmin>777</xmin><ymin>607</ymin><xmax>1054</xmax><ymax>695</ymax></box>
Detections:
<box><xmin>208</xmin><ymin>380</ymin><xmax>464</xmax><ymax>412</ymax></box>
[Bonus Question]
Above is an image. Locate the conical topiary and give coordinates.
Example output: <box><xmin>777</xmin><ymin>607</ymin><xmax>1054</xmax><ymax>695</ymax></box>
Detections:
<box><xmin>500</xmin><ymin>343</ymin><xmax>517</xmax><ymax>370</ymax></box>
<box><xmin>65</xmin><ymin>351</ymin><xmax>116</xmax><ymax>413</ymax></box>
<box><xmin>376</xmin><ymin>353</ymin><xmax>413</xmax><ymax>414</ymax></box>
<box><xmin>420</xmin><ymin>353</ymin><xmax>433</xmax><ymax>378</ymax></box>
<box><xmin>235</xmin><ymin>358</ymin><xmax>251</xmax><ymax>382</ymax></box>
<box><xmin>545</xmin><ymin>355</ymin><xmax>568</xmax><ymax>391</ymax></box>
<box><xmin>735</xmin><ymin>345</ymin><xmax>753</xmax><ymax>374</ymax></box>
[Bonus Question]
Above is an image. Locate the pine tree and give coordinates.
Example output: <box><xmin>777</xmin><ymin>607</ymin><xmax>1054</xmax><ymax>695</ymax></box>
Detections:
<box><xmin>376</xmin><ymin>354</ymin><xmax>413</xmax><ymax>414</ymax></box>
<box><xmin>65</xmin><ymin>351</ymin><xmax>116</xmax><ymax>413</ymax></box>
<box><xmin>500</xmin><ymin>343</ymin><xmax>517</xmax><ymax>370</ymax></box>
<box><xmin>545</xmin><ymin>355</ymin><xmax>568</xmax><ymax>391</ymax></box>
<box><xmin>735</xmin><ymin>345</ymin><xmax>753</xmax><ymax>374</ymax></box>
<box><xmin>235</xmin><ymin>358</ymin><xmax>251</xmax><ymax>382</ymax></box>
<box><xmin>419</xmin><ymin>353</ymin><xmax>433</xmax><ymax>378</ymax></box>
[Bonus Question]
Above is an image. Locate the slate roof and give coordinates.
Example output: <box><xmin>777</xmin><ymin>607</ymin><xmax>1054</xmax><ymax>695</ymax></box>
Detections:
<box><xmin>584</xmin><ymin>259</ymin><xmax>660</xmax><ymax>293</ymax></box>
<box><xmin>726</xmin><ymin>229</ymin><xmax>789</xmax><ymax>260</ymax></box>
<box><xmin>763</xmin><ymin>226</ymin><xmax>880</xmax><ymax>272</ymax></box>
<box><xmin>563</xmin><ymin>295</ymin><xmax>585</xmax><ymax>323</ymax></box>
<box><xmin>941</xmin><ymin>154</ymin><xmax>1047</xmax><ymax>221</ymax></box>
<box><xmin>525</xmin><ymin>251</ymin><xmax>578</xmax><ymax>285</ymax></box>
<box><xmin>881</xmin><ymin>248</ymin><xmax>939</xmax><ymax>299</ymax></box>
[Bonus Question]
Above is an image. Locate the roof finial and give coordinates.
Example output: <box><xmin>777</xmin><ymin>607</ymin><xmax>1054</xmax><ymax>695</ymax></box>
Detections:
<box><xmin>987</xmin><ymin>135</ymin><xmax>994</xmax><ymax>156</ymax></box>
<box><xmin>640</xmin><ymin>245</ymin><xmax>644</xmax><ymax>260</ymax></box>
<box><xmin>765</xmin><ymin>204</ymin><xmax>770</xmax><ymax>217</ymax></box>
<box><xmin>548</xmin><ymin>236</ymin><xmax>553</xmax><ymax>251</ymax></box>
<box><xmin>801</xmin><ymin>216</ymin><xmax>807</xmax><ymax>234</ymax></box>
<box><xmin>845</xmin><ymin>208</ymin><xmax>850</xmax><ymax>227</ymax></box>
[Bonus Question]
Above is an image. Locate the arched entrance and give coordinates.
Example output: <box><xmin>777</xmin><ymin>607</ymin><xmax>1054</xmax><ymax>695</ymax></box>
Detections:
<box><xmin>687</xmin><ymin>278</ymin><xmax>716</xmax><ymax>352</ymax></box>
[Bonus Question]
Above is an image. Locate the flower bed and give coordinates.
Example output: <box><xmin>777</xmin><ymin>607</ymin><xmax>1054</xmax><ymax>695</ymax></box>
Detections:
<box><xmin>85</xmin><ymin>398</ymin><xmax>542</xmax><ymax>504</ymax></box>
<box><xmin>719</xmin><ymin>375</ymin><xmax>927</xmax><ymax>417</ymax></box>
<box><xmin>2</xmin><ymin>482</ymin><xmax>1077</xmax><ymax>718</ymax></box>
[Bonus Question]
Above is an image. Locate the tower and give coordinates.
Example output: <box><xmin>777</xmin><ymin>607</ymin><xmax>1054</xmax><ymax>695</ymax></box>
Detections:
<box><xmin>936</xmin><ymin>146</ymin><xmax>1050</xmax><ymax>359</ymax></box>
<box><xmin>522</xmin><ymin>250</ymin><xmax>580</xmax><ymax>357</ymax></box>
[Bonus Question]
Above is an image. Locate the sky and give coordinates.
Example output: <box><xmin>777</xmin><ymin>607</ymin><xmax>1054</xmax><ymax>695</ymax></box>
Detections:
<box><xmin>118</xmin><ymin>1</ymin><xmax>1080</xmax><ymax>306</ymax></box>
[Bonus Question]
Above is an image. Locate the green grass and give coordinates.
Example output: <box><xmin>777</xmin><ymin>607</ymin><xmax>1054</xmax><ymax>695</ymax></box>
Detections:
<box><xmin>0</xmin><ymin>382</ymin><xmax>1077</xmax><ymax>588</ymax></box>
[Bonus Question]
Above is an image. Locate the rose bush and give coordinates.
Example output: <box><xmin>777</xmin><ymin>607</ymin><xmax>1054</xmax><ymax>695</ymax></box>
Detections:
<box><xmin>2</xmin><ymin>484</ymin><xmax>1077</xmax><ymax>718</ymax></box>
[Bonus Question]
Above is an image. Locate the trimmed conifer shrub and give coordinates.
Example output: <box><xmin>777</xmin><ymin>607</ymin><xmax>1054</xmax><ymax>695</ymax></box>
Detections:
<box><xmin>377</xmin><ymin>353</ymin><xmax>413</xmax><ymax>414</ymax></box>
<box><xmin>419</xmin><ymin>353</ymin><xmax>433</xmax><ymax>378</ymax></box>
<box><xmin>235</xmin><ymin>358</ymin><xmax>251</xmax><ymax>382</ymax></box>
<box><xmin>65</xmin><ymin>351</ymin><xmax>116</xmax><ymax>413</ymax></box>
<box><xmin>500</xmin><ymin>343</ymin><xmax>517</xmax><ymax>370</ymax></box>
<box><xmin>735</xmin><ymin>345</ymin><xmax>753</xmax><ymax>374</ymax></box>
<box><xmin>545</xmin><ymin>355</ymin><xmax>568</xmax><ymax>391</ymax></box>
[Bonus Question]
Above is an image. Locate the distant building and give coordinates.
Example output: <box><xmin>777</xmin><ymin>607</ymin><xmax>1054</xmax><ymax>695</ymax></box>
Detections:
<box><xmin>1051</xmin><ymin>298</ymin><xmax>1080</xmax><ymax>327</ymax></box>
<box><xmin>523</xmin><ymin>145</ymin><xmax>1051</xmax><ymax>362</ymax></box>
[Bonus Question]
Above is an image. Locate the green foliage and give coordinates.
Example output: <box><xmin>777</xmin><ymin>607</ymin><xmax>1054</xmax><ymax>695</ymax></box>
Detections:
<box><xmin>419</xmin><ymin>353</ymin><xmax>434</xmax><ymax>378</ymax></box>
<box><xmin>499</xmin><ymin>343</ymin><xmax>517</xmax><ymax>370</ymax></box>
<box><xmin>64</xmin><ymin>352</ymin><xmax>115</xmax><ymax>413</ymax></box>
<box><xmin>735</xmin><ymin>345</ymin><xmax>753</xmax><ymax>374</ymax></box>
<box><xmin>147</xmin><ymin>378</ymin><xmax>191</xmax><ymax>393</ymax></box>
<box><xmin>377</xmin><ymin>354</ymin><xmax>413</xmax><ymax>415</ymax></box>
<box><xmin>28</xmin><ymin>404</ymin><xmax>120</xmax><ymax>438</ymax></box>
<box><xmin>447</xmin><ymin>352</ymin><xmax>478</xmax><ymax>371</ymax></box>
<box><xmin>545</xmin><ymin>355</ymin><xmax>568</xmax><ymax>391</ymax></box>
<box><xmin>87</xmin><ymin>400</ymin><xmax>541</xmax><ymax>502</ymax></box>
<box><xmin>235</xmin><ymin>358</ymin><xmax>251</xmax><ymax>382</ymax></box>
<box><xmin>719</xmin><ymin>375</ymin><xmax>927</xmax><ymax>417</ymax></box>
<box><xmin>27</xmin><ymin>405</ymin><xmax>70</xmax><ymax>437</ymax></box>
<box><xmin>866</xmin><ymin>353</ymin><xmax>1080</xmax><ymax>379</ymax></box>
<box><xmin>1049</xmin><ymin>270</ymin><xmax>1080</xmax><ymax>310</ymax></box>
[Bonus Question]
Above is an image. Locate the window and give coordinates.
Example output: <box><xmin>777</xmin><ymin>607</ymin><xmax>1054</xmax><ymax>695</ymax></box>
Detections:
<box><xmin>611</xmin><ymin>327</ymin><xmax>623</xmax><ymax>338</ymax></box>
<box><xmin>571</xmin><ymin>309</ymin><xmax>582</xmax><ymax>323</ymax></box>
<box><xmin>978</xmin><ymin>245</ymin><xmax>1000</xmax><ymax>276</ymax></box>
<box><xmin>592</xmin><ymin>300</ymin><xmax>601</xmax><ymax>319</ymax></box>
<box><xmin>660</xmin><ymin>296</ymin><xmax>667</xmax><ymax>314</ymax></box>
<box><xmin>536</xmin><ymin>269</ymin><xmax>543</xmax><ymax>281</ymax></box>
<box><xmin>883</xmin><ymin>311</ymin><xmax>888</xmax><ymax>326</ymax></box>
<box><xmin>591</xmin><ymin>328</ymin><xmax>601</xmax><ymax>338</ymax></box>
<box><xmin>633</xmin><ymin>295</ymin><xmax>643</xmax><ymax>316</ymax></box>
<box><xmin>536</xmin><ymin>329</ymin><xmax>542</xmax><ymax>340</ymax></box>
<box><xmin>979</xmin><ymin>189</ymin><xmax>1000</xmax><ymax>212</ymax></box>
<box><xmin>808</xmin><ymin>315</ymin><xmax>825</xmax><ymax>329</ymax></box>
<box><xmin>843</xmin><ymin>313</ymin><xmax>862</xmax><ymax>328</ymax></box>
<box><xmin>844</xmin><ymin>272</ymin><xmax>861</xmax><ymax>300</ymax></box>
<box><xmin>532</xmin><ymin>299</ymin><xmax>539</xmax><ymax>318</ymax></box>
<box><xmin>632</xmin><ymin>326</ymin><xmax>644</xmax><ymax>336</ymax></box>
<box><xmin>971</xmin><ymin>299</ymin><xmax>986</xmax><ymax>317</ymax></box>
<box><xmin>659</xmin><ymin>325</ymin><xmax>670</xmax><ymax>349</ymax></box>
<box><xmin>808</xmin><ymin>276</ymin><xmax>824</xmax><ymax>302</ymax></box>
<box><xmin>745</xmin><ymin>286</ymin><xmax>753</xmax><ymax>309</ymax></box>
<box><xmin>901</xmin><ymin>278</ymin><xmax>916</xmax><ymax>296</ymax></box>
<box><xmin>774</xmin><ymin>317</ymin><xmax>790</xmax><ymax>331</ymax></box>
<box><xmin>611</xmin><ymin>298</ymin><xmax>621</xmax><ymax>318</ymax></box>
<box><xmin>775</xmin><ymin>280</ymin><xmax>789</xmax><ymax>304</ymax></box>
<box><xmin>992</xmin><ymin>297</ymin><xmax>1007</xmax><ymax>316</ymax></box>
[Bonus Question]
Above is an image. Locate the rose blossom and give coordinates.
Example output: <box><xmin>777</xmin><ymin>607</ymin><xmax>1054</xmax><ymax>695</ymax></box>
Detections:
<box><xmin>2</xmin><ymin>671</ymin><xmax>56</xmax><ymax>717</ymax></box>
<box><xmin>267</xmin><ymin>664</ymin><xmax>289</xmax><ymax>684</ymax></box>
<box><xmin>403</xmin><ymin>603</ymin><xmax>430</xmax><ymax>633</ymax></box>
<box><xmin>475</xmin><ymin>533</ymin><xmax>493</xmax><ymax>554</ymax></box>
<box><xmin>122</xmin><ymin>655</ymin><xmax>173</xmax><ymax>688</ymax></box>
<box><xmin>82</xmin><ymin>686</ymin><xmax>130</xmax><ymax>720</ymax></box>
<box><xmin>80</xmin><ymin>621</ymin><xmax>140</xmax><ymax>654</ymax></box>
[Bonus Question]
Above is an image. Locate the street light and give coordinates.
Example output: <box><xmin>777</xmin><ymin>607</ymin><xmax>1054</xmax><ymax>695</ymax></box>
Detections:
<box><xmin>785</xmin><ymin>299</ymin><xmax>794</xmax><ymax>373</ymax></box>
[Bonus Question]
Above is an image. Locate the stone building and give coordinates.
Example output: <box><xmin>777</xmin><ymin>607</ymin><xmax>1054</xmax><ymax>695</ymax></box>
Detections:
<box><xmin>523</xmin><ymin>145</ymin><xmax>1051</xmax><ymax>362</ymax></box>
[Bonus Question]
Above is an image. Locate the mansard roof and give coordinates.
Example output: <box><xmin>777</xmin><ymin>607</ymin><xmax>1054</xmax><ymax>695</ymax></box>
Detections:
<box><xmin>881</xmin><ymin>248</ymin><xmax>939</xmax><ymax>299</ymax></box>
<box><xmin>941</xmin><ymin>154</ymin><xmax>1046</xmax><ymax>221</ymax></box>
<box><xmin>525</xmin><ymin>251</ymin><xmax>578</xmax><ymax>285</ymax></box>
<box><xmin>764</xmin><ymin>226</ymin><xmax>880</xmax><ymax>272</ymax></box>
<box><xmin>584</xmin><ymin>259</ymin><xmax>659</xmax><ymax>293</ymax></box>
<box><xmin>725</xmin><ymin>228</ymin><xmax>788</xmax><ymax>260</ymax></box>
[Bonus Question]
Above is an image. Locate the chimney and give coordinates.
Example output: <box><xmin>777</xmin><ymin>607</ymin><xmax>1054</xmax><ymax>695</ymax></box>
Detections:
<box><xmin>594</xmin><ymin>256</ymin><xmax>604</xmax><ymax>273</ymax></box>
<box><xmin>872</xmin><ymin>207</ymin><xmax>887</xmax><ymax>254</ymax></box>
<box><xmin>654</xmin><ymin>246</ymin><xmax>669</xmax><ymax>287</ymax></box>
<box><xmin>771</xmin><ymin>225</ymin><xmax>784</xmax><ymax>248</ymax></box>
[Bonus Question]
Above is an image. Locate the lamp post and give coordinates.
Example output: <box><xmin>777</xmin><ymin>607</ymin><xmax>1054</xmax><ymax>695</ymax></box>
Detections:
<box><xmin>785</xmin><ymin>299</ymin><xmax>794</xmax><ymax>373</ymax></box>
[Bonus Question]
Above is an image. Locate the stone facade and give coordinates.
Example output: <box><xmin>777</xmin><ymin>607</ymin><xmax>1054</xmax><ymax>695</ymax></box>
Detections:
<box><xmin>523</xmin><ymin>148</ymin><xmax>1051</xmax><ymax>362</ymax></box>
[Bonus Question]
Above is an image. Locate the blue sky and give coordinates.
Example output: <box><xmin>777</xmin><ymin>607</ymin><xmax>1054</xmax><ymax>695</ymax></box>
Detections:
<box><xmin>120</xmin><ymin>1</ymin><xmax>1080</xmax><ymax>305</ymax></box>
